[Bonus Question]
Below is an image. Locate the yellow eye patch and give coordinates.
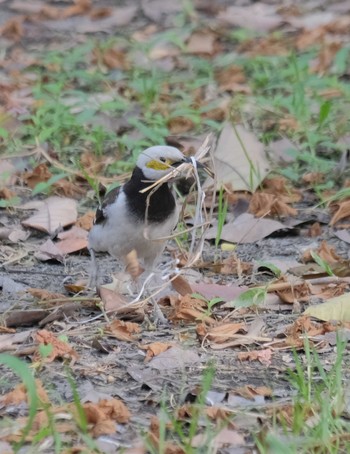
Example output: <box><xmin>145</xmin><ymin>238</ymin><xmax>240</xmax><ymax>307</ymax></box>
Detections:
<box><xmin>146</xmin><ymin>159</ymin><xmax>172</xmax><ymax>170</ymax></box>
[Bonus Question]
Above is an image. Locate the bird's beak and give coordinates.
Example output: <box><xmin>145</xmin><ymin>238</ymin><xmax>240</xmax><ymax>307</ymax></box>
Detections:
<box><xmin>173</xmin><ymin>157</ymin><xmax>214</xmax><ymax>179</ymax></box>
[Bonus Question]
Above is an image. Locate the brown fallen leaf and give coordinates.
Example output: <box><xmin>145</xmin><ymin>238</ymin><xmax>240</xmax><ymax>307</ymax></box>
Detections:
<box><xmin>56</xmin><ymin>226</ymin><xmax>88</xmax><ymax>254</ymax></box>
<box><xmin>0</xmin><ymin>187</ymin><xmax>17</xmax><ymax>200</ymax></box>
<box><xmin>27</xmin><ymin>288</ymin><xmax>66</xmax><ymax>302</ymax></box>
<box><xmin>22</xmin><ymin>196</ymin><xmax>78</xmax><ymax>235</ymax></box>
<box><xmin>1</xmin><ymin>379</ymin><xmax>49</xmax><ymax>406</ymax></box>
<box><xmin>302</xmin><ymin>240</ymin><xmax>343</xmax><ymax>265</ymax></box>
<box><xmin>81</xmin><ymin>398</ymin><xmax>130</xmax><ymax>437</ymax></box>
<box><xmin>205</xmin><ymin>213</ymin><xmax>290</xmax><ymax>243</ymax></box>
<box><xmin>330</xmin><ymin>199</ymin><xmax>350</xmax><ymax>225</ymax></box>
<box><xmin>171</xmin><ymin>275</ymin><xmax>193</xmax><ymax>296</ymax></box>
<box><xmin>237</xmin><ymin>348</ymin><xmax>272</xmax><ymax>365</ymax></box>
<box><xmin>276</xmin><ymin>279</ymin><xmax>311</xmax><ymax>303</ymax></box>
<box><xmin>98</xmin><ymin>286</ymin><xmax>128</xmax><ymax>313</ymax></box>
<box><xmin>169</xmin><ymin>294</ymin><xmax>215</xmax><ymax>325</ymax></box>
<box><xmin>302</xmin><ymin>172</ymin><xmax>325</xmax><ymax>185</ymax></box>
<box><xmin>311</xmin><ymin>41</ymin><xmax>342</xmax><ymax>75</ymax></box>
<box><xmin>204</xmin><ymin>123</ymin><xmax>270</xmax><ymax>192</ymax></box>
<box><xmin>92</xmin><ymin>46</ymin><xmax>129</xmax><ymax>70</ymax></box>
<box><xmin>139</xmin><ymin>341</ymin><xmax>172</xmax><ymax>362</ymax></box>
<box><xmin>286</xmin><ymin>315</ymin><xmax>325</xmax><ymax>338</ymax></box>
<box><xmin>249</xmin><ymin>192</ymin><xmax>297</xmax><ymax>217</ymax></box>
<box><xmin>105</xmin><ymin>319</ymin><xmax>141</xmax><ymax>342</ymax></box>
<box><xmin>35</xmin><ymin>239</ymin><xmax>65</xmax><ymax>262</ymax></box>
<box><xmin>308</xmin><ymin>222</ymin><xmax>322</xmax><ymax>237</ymax></box>
<box><xmin>233</xmin><ymin>385</ymin><xmax>272</xmax><ymax>399</ymax></box>
<box><xmin>5</xmin><ymin>310</ymin><xmax>50</xmax><ymax>328</ymax></box>
<box><xmin>218</xmin><ymin>255</ymin><xmax>253</xmax><ymax>275</ymax></box>
<box><xmin>21</xmin><ymin>163</ymin><xmax>52</xmax><ymax>189</ymax></box>
<box><xmin>34</xmin><ymin>329</ymin><xmax>78</xmax><ymax>363</ymax></box>
<box><xmin>218</xmin><ymin>3</ymin><xmax>282</xmax><ymax>32</ymax></box>
<box><xmin>148</xmin><ymin>416</ymin><xmax>184</xmax><ymax>454</ymax></box>
<box><xmin>215</xmin><ymin>65</ymin><xmax>249</xmax><ymax>93</ymax></box>
<box><xmin>75</xmin><ymin>210</ymin><xmax>95</xmax><ymax>230</ymax></box>
<box><xmin>0</xmin><ymin>16</ymin><xmax>24</xmax><ymax>41</ymax></box>
<box><xmin>186</xmin><ymin>30</ymin><xmax>217</xmax><ymax>55</ymax></box>
<box><xmin>196</xmin><ymin>322</ymin><xmax>247</xmax><ymax>344</ymax></box>
<box><xmin>262</xmin><ymin>176</ymin><xmax>302</xmax><ymax>203</ymax></box>
<box><xmin>168</xmin><ymin>117</ymin><xmax>195</xmax><ymax>134</ymax></box>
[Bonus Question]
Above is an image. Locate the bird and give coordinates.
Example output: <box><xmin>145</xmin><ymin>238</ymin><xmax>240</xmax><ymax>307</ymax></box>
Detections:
<box><xmin>88</xmin><ymin>145</ymin><xmax>195</xmax><ymax>289</ymax></box>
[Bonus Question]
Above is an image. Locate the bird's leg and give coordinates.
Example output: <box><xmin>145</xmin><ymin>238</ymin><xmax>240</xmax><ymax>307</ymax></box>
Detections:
<box><xmin>88</xmin><ymin>248</ymin><xmax>99</xmax><ymax>289</ymax></box>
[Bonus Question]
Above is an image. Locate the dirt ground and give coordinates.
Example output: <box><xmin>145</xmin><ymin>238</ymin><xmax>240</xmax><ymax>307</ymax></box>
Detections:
<box><xmin>1</xmin><ymin>0</ymin><xmax>350</xmax><ymax>452</ymax></box>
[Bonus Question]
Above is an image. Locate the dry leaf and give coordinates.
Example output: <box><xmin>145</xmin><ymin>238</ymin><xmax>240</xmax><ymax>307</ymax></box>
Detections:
<box><xmin>205</xmin><ymin>213</ymin><xmax>290</xmax><ymax>243</ymax></box>
<box><xmin>35</xmin><ymin>239</ymin><xmax>65</xmax><ymax>262</ymax></box>
<box><xmin>171</xmin><ymin>275</ymin><xmax>193</xmax><ymax>296</ymax></box>
<box><xmin>238</xmin><ymin>348</ymin><xmax>272</xmax><ymax>365</ymax></box>
<box><xmin>34</xmin><ymin>329</ymin><xmax>78</xmax><ymax>363</ymax></box>
<box><xmin>218</xmin><ymin>4</ymin><xmax>282</xmax><ymax>32</ymax></box>
<box><xmin>330</xmin><ymin>199</ymin><xmax>350</xmax><ymax>225</ymax></box>
<box><xmin>215</xmin><ymin>65</ymin><xmax>249</xmax><ymax>92</ymax></box>
<box><xmin>106</xmin><ymin>319</ymin><xmax>141</xmax><ymax>342</ymax></box>
<box><xmin>308</xmin><ymin>222</ymin><xmax>322</xmax><ymax>237</ymax></box>
<box><xmin>186</xmin><ymin>31</ymin><xmax>217</xmax><ymax>55</ymax></box>
<box><xmin>169</xmin><ymin>294</ymin><xmax>215</xmax><ymax>324</ymax></box>
<box><xmin>276</xmin><ymin>280</ymin><xmax>311</xmax><ymax>303</ymax></box>
<box><xmin>27</xmin><ymin>288</ymin><xmax>66</xmax><ymax>302</ymax></box>
<box><xmin>196</xmin><ymin>322</ymin><xmax>247</xmax><ymax>344</ymax></box>
<box><xmin>219</xmin><ymin>255</ymin><xmax>253</xmax><ymax>275</ymax></box>
<box><xmin>55</xmin><ymin>226</ymin><xmax>88</xmax><ymax>254</ymax></box>
<box><xmin>2</xmin><ymin>379</ymin><xmax>49</xmax><ymax>406</ymax></box>
<box><xmin>249</xmin><ymin>192</ymin><xmax>297</xmax><ymax>217</ymax></box>
<box><xmin>0</xmin><ymin>16</ymin><xmax>24</xmax><ymax>41</ymax></box>
<box><xmin>204</xmin><ymin>123</ymin><xmax>270</xmax><ymax>192</ymax></box>
<box><xmin>21</xmin><ymin>163</ymin><xmax>52</xmax><ymax>189</ymax></box>
<box><xmin>75</xmin><ymin>211</ymin><xmax>95</xmax><ymax>230</ymax></box>
<box><xmin>262</xmin><ymin>177</ymin><xmax>302</xmax><ymax>203</ymax></box>
<box><xmin>305</xmin><ymin>293</ymin><xmax>350</xmax><ymax>322</ymax></box>
<box><xmin>22</xmin><ymin>196</ymin><xmax>78</xmax><ymax>235</ymax></box>
<box><xmin>139</xmin><ymin>342</ymin><xmax>172</xmax><ymax>362</ymax></box>
<box><xmin>168</xmin><ymin>117</ymin><xmax>195</xmax><ymax>134</ymax></box>
<box><xmin>98</xmin><ymin>286</ymin><xmax>128</xmax><ymax>313</ymax></box>
<box><xmin>81</xmin><ymin>398</ymin><xmax>130</xmax><ymax>437</ymax></box>
<box><xmin>302</xmin><ymin>172</ymin><xmax>325</xmax><ymax>185</ymax></box>
<box><xmin>303</xmin><ymin>240</ymin><xmax>342</xmax><ymax>265</ymax></box>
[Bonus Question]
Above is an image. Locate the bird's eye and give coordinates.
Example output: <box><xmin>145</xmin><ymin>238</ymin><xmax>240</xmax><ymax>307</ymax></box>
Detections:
<box><xmin>159</xmin><ymin>157</ymin><xmax>166</xmax><ymax>162</ymax></box>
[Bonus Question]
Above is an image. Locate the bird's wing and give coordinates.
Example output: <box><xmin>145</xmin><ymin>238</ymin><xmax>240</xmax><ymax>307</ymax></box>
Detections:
<box><xmin>94</xmin><ymin>186</ymin><xmax>121</xmax><ymax>225</ymax></box>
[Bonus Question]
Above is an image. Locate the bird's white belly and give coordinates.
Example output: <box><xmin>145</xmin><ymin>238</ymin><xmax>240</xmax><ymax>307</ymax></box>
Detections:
<box><xmin>88</xmin><ymin>190</ymin><xmax>178</xmax><ymax>265</ymax></box>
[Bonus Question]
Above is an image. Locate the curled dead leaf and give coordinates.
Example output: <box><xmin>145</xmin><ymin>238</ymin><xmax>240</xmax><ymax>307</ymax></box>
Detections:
<box><xmin>34</xmin><ymin>329</ymin><xmax>78</xmax><ymax>363</ymax></box>
<box><xmin>196</xmin><ymin>322</ymin><xmax>247</xmax><ymax>344</ymax></box>
<box><xmin>238</xmin><ymin>348</ymin><xmax>272</xmax><ymax>365</ymax></box>
<box><xmin>302</xmin><ymin>240</ymin><xmax>343</xmax><ymax>265</ymax></box>
<box><xmin>330</xmin><ymin>199</ymin><xmax>350</xmax><ymax>226</ymax></box>
<box><xmin>249</xmin><ymin>192</ymin><xmax>297</xmax><ymax>218</ymax></box>
<box><xmin>139</xmin><ymin>341</ymin><xmax>172</xmax><ymax>362</ymax></box>
<box><xmin>105</xmin><ymin>319</ymin><xmax>141</xmax><ymax>342</ymax></box>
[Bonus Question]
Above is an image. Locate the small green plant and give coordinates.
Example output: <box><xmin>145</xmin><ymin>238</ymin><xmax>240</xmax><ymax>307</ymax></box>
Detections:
<box><xmin>145</xmin><ymin>364</ymin><xmax>223</xmax><ymax>453</ymax></box>
<box><xmin>227</xmin><ymin>286</ymin><xmax>268</xmax><ymax>308</ymax></box>
<box><xmin>310</xmin><ymin>250</ymin><xmax>335</xmax><ymax>277</ymax></box>
<box><xmin>258</xmin><ymin>336</ymin><xmax>349</xmax><ymax>453</ymax></box>
<box><xmin>192</xmin><ymin>293</ymin><xmax>222</xmax><ymax>316</ymax></box>
<box><xmin>0</xmin><ymin>354</ymin><xmax>39</xmax><ymax>452</ymax></box>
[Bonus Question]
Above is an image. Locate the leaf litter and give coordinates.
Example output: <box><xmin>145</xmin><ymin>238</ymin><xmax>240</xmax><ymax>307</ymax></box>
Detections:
<box><xmin>1</xmin><ymin>0</ymin><xmax>350</xmax><ymax>451</ymax></box>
